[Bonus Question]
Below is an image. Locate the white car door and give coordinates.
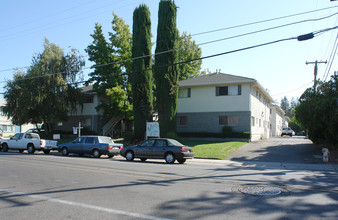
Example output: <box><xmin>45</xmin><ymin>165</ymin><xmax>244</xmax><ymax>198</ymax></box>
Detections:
<box><xmin>7</xmin><ymin>133</ymin><xmax>23</xmax><ymax>149</ymax></box>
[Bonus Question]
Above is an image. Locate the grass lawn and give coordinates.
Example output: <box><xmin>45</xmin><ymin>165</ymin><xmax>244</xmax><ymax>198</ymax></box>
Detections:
<box><xmin>182</xmin><ymin>140</ymin><xmax>247</xmax><ymax>160</ymax></box>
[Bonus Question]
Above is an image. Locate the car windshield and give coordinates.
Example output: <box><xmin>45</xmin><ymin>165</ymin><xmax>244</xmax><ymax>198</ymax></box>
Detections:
<box><xmin>167</xmin><ymin>139</ymin><xmax>184</xmax><ymax>146</ymax></box>
<box><xmin>98</xmin><ymin>136</ymin><xmax>114</xmax><ymax>144</ymax></box>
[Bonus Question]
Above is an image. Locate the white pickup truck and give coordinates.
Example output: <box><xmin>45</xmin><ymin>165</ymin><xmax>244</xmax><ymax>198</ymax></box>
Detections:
<box><xmin>1</xmin><ymin>132</ymin><xmax>58</xmax><ymax>154</ymax></box>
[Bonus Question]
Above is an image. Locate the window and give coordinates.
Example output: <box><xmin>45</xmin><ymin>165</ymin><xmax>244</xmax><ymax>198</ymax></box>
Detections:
<box><xmin>74</xmin><ymin>137</ymin><xmax>86</xmax><ymax>143</ymax></box>
<box><xmin>259</xmin><ymin>119</ymin><xmax>262</xmax><ymax>127</ymax></box>
<box><xmin>85</xmin><ymin>137</ymin><xmax>96</xmax><ymax>144</ymax></box>
<box><xmin>2</xmin><ymin>125</ymin><xmax>13</xmax><ymax>133</ymax></box>
<box><xmin>216</xmin><ymin>85</ymin><xmax>241</xmax><ymax>96</ymax></box>
<box><xmin>25</xmin><ymin>133</ymin><xmax>39</xmax><ymax>139</ymax></box>
<box><xmin>178</xmin><ymin>88</ymin><xmax>191</xmax><ymax>98</ymax></box>
<box><xmin>216</xmin><ymin>87</ymin><xmax>228</xmax><ymax>96</ymax></box>
<box><xmin>0</xmin><ymin>106</ymin><xmax>4</xmax><ymax>116</ymax></box>
<box><xmin>252</xmin><ymin>116</ymin><xmax>255</xmax><ymax>126</ymax></box>
<box><xmin>155</xmin><ymin>140</ymin><xmax>167</xmax><ymax>147</ymax></box>
<box><xmin>81</xmin><ymin>118</ymin><xmax>92</xmax><ymax>126</ymax></box>
<box><xmin>141</xmin><ymin>139</ymin><xmax>155</xmax><ymax>147</ymax></box>
<box><xmin>228</xmin><ymin>116</ymin><xmax>238</xmax><ymax>126</ymax></box>
<box><xmin>85</xmin><ymin>95</ymin><xmax>94</xmax><ymax>103</ymax></box>
<box><xmin>220</xmin><ymin>116</ymin><xmax>238</xmax><ymax>126</ymax></box>
<box><xmin>179</xmin><ymin>116</ymin><xmax>188</xmax><ymax>125</ymax></box>
<box><xmin>219</xmin><ymin>116</ymin><xmax>228</xmax><ymax>125</ymax></box>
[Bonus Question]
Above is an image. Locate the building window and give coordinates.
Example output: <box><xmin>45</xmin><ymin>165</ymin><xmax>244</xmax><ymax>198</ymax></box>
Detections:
<box><xmin>219</xmin><ymin>116</ymin><xmax>228</xmax><ymax>125</ymax></box>
<box><xmin>81</xmin><ymin>118</ymin><xmax>92</xmax><ymax>126</ymax></box>
<box><xmin>259</xmin><ymin>119</ymin><xmax>262</xmax><ymax>127</ymax></box>
<box><xmin>0</xmin><ymin>106</ymin><xmax>4</xmax><ymax>116</ymax></box>
<box><xmin>1</xmin><ymin>125</ymin><xmax>13</xmax><ymax>133</ymax></box>
<box><xmin>179</xmin><ymin>116</ymin><xmax>188</xmax><ymax>125</ymax></box>
<box><xmin>228</xmin><ymin>116</ymin><xmax>238</xmax><ymax>126</ymax></box>
<box><xmin>216</xmin><ymin>85</ymin><xmax>241</xmax><ymax>96</ymax></box>
<box><xmin>251</xmin><ymin>117</ymin><xmax>255</xmax><ymax>126</ymax></box>
<box><xmin>178</xmin><ymin>88</ymin><xmax>191</xmax><ymax>98</ymax></box>
<box><xmin>85</xmin><ymin>95</ymin><xmax>94</xmax><ymax>103</ymax></box>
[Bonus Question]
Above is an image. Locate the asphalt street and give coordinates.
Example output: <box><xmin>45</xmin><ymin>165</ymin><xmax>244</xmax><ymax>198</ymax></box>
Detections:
<box><xmin>0</xmin><ymin>136</ymin><xmax>337</xmax><ymax>220</ymax></box>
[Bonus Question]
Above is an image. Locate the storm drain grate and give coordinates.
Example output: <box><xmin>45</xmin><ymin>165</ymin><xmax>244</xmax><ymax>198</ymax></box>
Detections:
<box><xmin>238</xmin><ymin>185</ymin><xmax>282</xmax><ymax>196</ymax></box>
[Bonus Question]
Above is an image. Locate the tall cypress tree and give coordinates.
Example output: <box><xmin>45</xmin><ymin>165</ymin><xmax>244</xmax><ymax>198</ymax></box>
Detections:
<box><xmin>154</xmin><ymin>0</ymin><xmax>180</xmax><ymax>137</ymax></box>
<box><xmin>132</xmin><ymin>4</ymin><xmax>153</xmax><ymax>140</ymax></box>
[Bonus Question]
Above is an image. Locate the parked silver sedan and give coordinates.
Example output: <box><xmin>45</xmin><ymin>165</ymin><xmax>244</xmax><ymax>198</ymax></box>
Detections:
<box><xmin>59</xmin><ymin>136</ymin><xmax>123</xmax><ymax>158</ymax></box>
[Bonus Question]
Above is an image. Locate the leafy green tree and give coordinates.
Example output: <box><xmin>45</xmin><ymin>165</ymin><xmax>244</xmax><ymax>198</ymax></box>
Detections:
<box><xmin>154</xmin><ymin>0</ymin><xmax>180</xmax><ymax>137</ymax></box>
<box><xmin>280</xmin><ymin>96</ymin><xmax>291</xmax><ymax>117</ymax></box>
<box><xmin>177</xmin><ymin>32</ymin><xmax>202</xmax><ymax>80</ymax></box>
<box><xmin>4</xmin><ymin>39</ymin><xmax>85</xmax><ymax>131</ymax></box>
<box><xmin>85</xmin><ymin>13</ymin><xmax>133</xmax><ymax>120</ymax></box>
<box><xmin>132</xmin><ymin>4</ymin><xmax>154</xmax><ymax>140</ymax></box>
<box><xmin>295</xmin><ymin>74</ymin><xmax>338</xmax><ymax>148</ymax></box>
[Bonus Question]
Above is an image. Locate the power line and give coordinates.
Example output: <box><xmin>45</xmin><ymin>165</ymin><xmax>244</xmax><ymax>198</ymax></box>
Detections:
<box><xmin>271</xmin><ymin>81</ymin><xmax>314</xmax><ymax>97</ymax></box>
<box><xmin>1</xmin><ymin>25</ymin><xmax>337</xmax><ymax>86</ymax></box>
<box><xmin>323</xmin><ymin>32</ymin><xmax>338</xmax><ymax>81</ymax></box>
<box><xmin>1</xmin><ymin>5</ymin><xmax>337</xmax><ymax>73</ymax></box>
<box><xmin>1</xmin><ymin>26</ymin><xmax>337</xmax><ymax>95</ymax></box>
<box><xmin>192</xmin><ymin>5</ymin><xmax>338</xmax><ymax>37</ymax></box>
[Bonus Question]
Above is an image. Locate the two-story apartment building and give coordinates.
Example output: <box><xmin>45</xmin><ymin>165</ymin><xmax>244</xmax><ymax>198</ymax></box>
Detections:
<box><xmin>177</xmin><ymin>72</ymin><xmax>275</xmax><ymax>141</ymax></box>
<box><xmin>0</xmin><ymin>98</ymin><xmax>35</xmax><ymax>137</ymax></box>
<box><xmin>269</xmin><ymin>104</ymin><xmax>285</xmax><ymax>137</ymax></box>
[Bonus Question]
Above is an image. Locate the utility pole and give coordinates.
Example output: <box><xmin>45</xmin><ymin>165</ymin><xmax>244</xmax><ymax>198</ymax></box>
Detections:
<box><xmin>305</xmin><ymin>60</ymin><xmax>327</xmax><ymax>93</ymax></box>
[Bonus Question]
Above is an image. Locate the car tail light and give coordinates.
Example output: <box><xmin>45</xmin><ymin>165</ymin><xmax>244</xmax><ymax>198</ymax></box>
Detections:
<box><xmin>120</xmin><ymin>146</ymin><xmax>123</xmax><ymax>149</ymax></box>
<box><xmin>108</xmin><ymin>146</ymin><xmax>113</xmax><ymax>150</ymax></box>
<box><xmin>40</xmin><ymin>140</ymin><xmax>43</xmax><ymax>146</ymax></box>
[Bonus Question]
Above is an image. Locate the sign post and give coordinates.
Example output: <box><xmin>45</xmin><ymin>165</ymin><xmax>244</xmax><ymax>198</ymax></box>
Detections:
<box><xmin>73</xmin><ymin>122</ymin><xmax>83</xmax><ymax>137</ymax></box>
<box><xmin>146</xmin><ymin>122</ymin><xmax>160</xmax><ymax>139</ymax></box>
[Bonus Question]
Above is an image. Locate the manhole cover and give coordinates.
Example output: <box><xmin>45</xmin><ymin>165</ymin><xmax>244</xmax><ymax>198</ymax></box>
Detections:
<box><xmin>238</xmin><ymin>185</ymin><xmax>282</xmax><ymax>196</ymax></box>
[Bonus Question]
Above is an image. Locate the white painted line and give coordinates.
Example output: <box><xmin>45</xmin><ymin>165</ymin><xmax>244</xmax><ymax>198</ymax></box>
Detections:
<box><xmin>0</xmin><ymin>189</ymin><xmax>171</xmax><ymax>220</ymax></box>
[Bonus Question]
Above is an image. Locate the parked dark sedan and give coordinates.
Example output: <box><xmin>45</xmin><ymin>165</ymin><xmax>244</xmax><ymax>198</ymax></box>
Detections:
<box><xmin>120</xmin><ymin>138</ymin><xmax>194</xmax><ymax>164</ymax></box>
<box><xmin>59</xmin><ymin>136</ymin><xmax>123</xmax><ymax>158</ymax></box>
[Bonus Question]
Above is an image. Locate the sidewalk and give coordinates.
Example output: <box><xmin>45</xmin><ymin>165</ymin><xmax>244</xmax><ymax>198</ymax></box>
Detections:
<box><xmin>191</xmin><ymin>158</ymin><xmax>338</xmax><ymax>171</ymax></box>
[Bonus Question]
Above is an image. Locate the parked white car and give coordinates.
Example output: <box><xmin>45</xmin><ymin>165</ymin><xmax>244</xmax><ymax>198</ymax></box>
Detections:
<box><xmin>1</xmin><ymin>132</ymin><xmax>58</xmax><ymax>154</ymax></box>
<box><xmin>281</xmin><ymin>127</ymin><xmax>294</xmax><ymax>137</ymax></box>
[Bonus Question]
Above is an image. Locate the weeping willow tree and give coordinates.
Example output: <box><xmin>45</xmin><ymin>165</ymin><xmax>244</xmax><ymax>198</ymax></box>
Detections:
<box><xmin>4</xmin><ymin>38</ymin><xmax>85</xmax><ymax>131</ymax></box>
<box><xmin>154</xmin><ymin>0</ymin><xmax>180</xmax><ymax>137</ymax></box>
<box><xmin>132</xmin><ymin>4</ymin><xmax>153</xmax><ymax>140</ymax></box>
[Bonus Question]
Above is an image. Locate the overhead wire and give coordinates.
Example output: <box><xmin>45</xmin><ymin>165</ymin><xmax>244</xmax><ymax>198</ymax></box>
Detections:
<box><xmin>1</xmin><ymin>5</ymin><xmax>338</xmax><ymax>73</ymax></box>
<box><xmin>1</xmin><ymin>25</ymin><xmax>337</xmax><ymax>96</ymax></box>
<box><xmin>1</xmin><ymin>10</ymin><xmax>337</xmax><ymax>85</ymax></box>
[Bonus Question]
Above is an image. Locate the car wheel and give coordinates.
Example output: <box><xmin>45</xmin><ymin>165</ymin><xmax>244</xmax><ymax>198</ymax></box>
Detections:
<box><xmin>92</xmin><ymin>149</ymin><xmax>101</xmax><ymax>158</ymax></box>
<box><xmin>19</xmin><ymin>149</ymin><xmax>24</xmax><ymax>153</ymax></box>
<box><xmin>61</xmin><ymin>147</ymin><xmax>69</xmax><ymax>156</ymax></box>
<box><xmin>165</xmin><ymin>153</ymin><xmax>175</xmax><ymax>164</ymax></box>
<box><xmin>125</xmin><ymin>151</ymin><xmax>134</xmax><ymax>161</ymax></box>
<box><xmin>141</xmin><ymin>158</ymin><xmax>147</xmax><ymax>162</ymax></box>
<box><xmin>27</xmin><ymin>144</ymin><xmax>35</xmax><ymax>154</ymax></box>
<box><xmin>43</xmin><ymin>150</ymin><xmax>50</xmax><ymax>154</ymax></box>
<box><xmin>2</xmin><ymin>144</ymin><xmax>8</xmax><ymax>152</ymax></box>
<box><xmin>177</xmin><ymin>159</ymin><xmax>186</xmax><ymax>164</ymax></box>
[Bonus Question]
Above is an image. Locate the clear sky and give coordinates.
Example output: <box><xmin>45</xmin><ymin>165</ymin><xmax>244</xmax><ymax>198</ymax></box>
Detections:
<box><xmin>1</xmin><ymin>0</ymin><xmax>337</xmax><ymax>103</ymax></box>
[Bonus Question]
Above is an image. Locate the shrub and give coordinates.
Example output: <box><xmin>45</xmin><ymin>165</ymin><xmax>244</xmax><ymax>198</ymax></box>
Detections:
<box><xmin>222</xmin><ymin>126</ymin><xmax>232</xmax><ymax>138</ymax></box>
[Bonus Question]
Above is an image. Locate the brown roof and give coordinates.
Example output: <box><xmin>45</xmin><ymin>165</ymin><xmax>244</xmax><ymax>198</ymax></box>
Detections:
<box><xmin>179</xmin><ymin>72</ymin><xmax>256</xmax><ymax>87</ymax></box>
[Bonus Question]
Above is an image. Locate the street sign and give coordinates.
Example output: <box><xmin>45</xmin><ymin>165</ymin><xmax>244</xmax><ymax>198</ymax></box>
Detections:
<box><xmin>146</xmin><ymin>122</ymin><xmax>160</xmax><ymax>139</ymax></box>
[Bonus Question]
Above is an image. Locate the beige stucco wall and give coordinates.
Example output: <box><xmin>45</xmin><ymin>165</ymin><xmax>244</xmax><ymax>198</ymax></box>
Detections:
<box><xmin>178</xmin><ymin>83</ymin><xmax>251</xmax><ymax>113</ymax></box>
<box><xmin>249</xmin><ymin>86</ymin><xmax>271</xmax><ymax>141</ymax></box>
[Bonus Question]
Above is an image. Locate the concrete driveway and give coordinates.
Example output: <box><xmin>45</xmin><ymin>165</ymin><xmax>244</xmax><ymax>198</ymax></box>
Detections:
<box><xmin>227</xmin><ymin>136</ymin><xmax>323</xmax><ymax>164</ymax></box>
